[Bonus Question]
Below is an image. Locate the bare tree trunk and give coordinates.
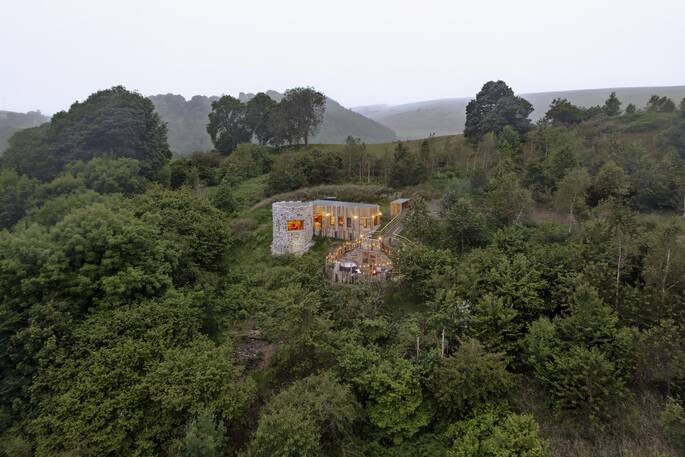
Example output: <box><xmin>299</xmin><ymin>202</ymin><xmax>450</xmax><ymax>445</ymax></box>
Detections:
<box><xmin>416</xmin><ymin>336</ymin><xmax>420</xmax><ymax>360</ymax></box>
<box><xmin>615</xmin><ymin>239</ymin><xmax>623</xmax><ymax>307</ymax></box>
<box><xmin>568</xmin><ymin>193</ymin><xmax>577</xmax><ymax>234</ymax></box>
<box><xmin>441</xmin><ymin>328</ymin><xmax>446</xmax><ymax>358</ymax></box>
<box><xmin>662</xmin><ymin>247</ymin><xmax>671</xmax><ymax>307</ymax></box>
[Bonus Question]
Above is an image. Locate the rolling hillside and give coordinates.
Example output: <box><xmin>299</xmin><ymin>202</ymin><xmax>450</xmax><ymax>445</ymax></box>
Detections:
<box><xmin>0</xmin><ymin>110</ymin><xmax>50</xmax><ymax>153</ymax></box>
<box><xmin>353</xmin><ymin>85</ymin><xmax>685</xmax><ymax>140</ymax></box>
<box><xmin>151</xmin><ymin>91</ymin><xmax>397</xmax><ymax>155</ymax></box>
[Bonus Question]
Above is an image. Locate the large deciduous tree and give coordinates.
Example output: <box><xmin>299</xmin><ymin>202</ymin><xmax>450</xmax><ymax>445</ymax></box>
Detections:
<box><xmin>544</xmin><ymin>98</ymin><xmax>585</xmax><ymax>126</ymax></box>
<box><xmin>245</xmin><ymin>92</ymin><xmax>277</xmax><ymax>145</ymax></box>
<box><xmin>278</xmin><ymin>87</ymin><xmax>326</xmax><ymax>146</ymax></box>
<box><xmin>207</xmin><ymin>95</ymin><xmax>252</xmax><ymax>155</ymax></box>
<box><xmin>3</xmin><ymin>86</ymin><xmax>170</xmax><ymax>181</ymax></box>
<box><xmin>464</xmin><ymin>81</ymin><xmax>533</xmax><ymax>142</ymax></box>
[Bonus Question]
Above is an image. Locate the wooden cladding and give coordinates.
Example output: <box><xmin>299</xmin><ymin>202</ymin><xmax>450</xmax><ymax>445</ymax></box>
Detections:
<box><xmin>312</xmin><ymin>202</ymin><xmax>381</xmax><ymax>240</ymax></box>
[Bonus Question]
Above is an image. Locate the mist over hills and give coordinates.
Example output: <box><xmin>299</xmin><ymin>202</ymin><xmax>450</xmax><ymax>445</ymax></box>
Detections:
<box><xmin>150</xmin><ymin>91</ymin><xmax>397</xmax><ymax>155</ymax></box>
<box><xmin>0</xmin><ymin>110</ymin><xmax>50</xmax><ymax>152</ymax></box>
<box><xmin>353</xmin><ymin>85</ymin><xmax>685</xmax><ymax>139</ymax></box>
<box><xmin>4</xmin><ymin>85</ymin><xmax>684</xmax><ymax>155</ymax></box>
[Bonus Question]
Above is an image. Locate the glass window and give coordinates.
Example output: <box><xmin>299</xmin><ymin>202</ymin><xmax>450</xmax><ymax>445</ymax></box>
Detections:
<box><xmin>373</xmin><ymin>215</ymin><xmax>380</xmax><ymax>226</ymax></box>
<box><xmin>287</xmin><ymin>220</ymin><xmax>304</xmax><ymax>231</ymax></box>
<box><xmin>329</xmin><ymin>215</ymin><xmax>335</xmax><ymax>225</ymax></box>
<box><xmin>338</xmin><ymin>216</ymin><xmax>344</xmax><ymax>226</ymax></box>
<box><xmin>346</xmin><ymin>217</ymin><xmax>352</xmax><ymax>227</ymax></box>
<box><xmin>363</xmin><ymin>218</ymin><xmax>369</xmax><ymax>228</ymax></box>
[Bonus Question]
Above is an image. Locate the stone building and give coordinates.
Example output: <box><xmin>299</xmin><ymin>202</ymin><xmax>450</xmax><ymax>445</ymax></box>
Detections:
<box><xmin>271</xmin><ymin>201</ymin><xmax>315</xmax><ymax>255</ymax></box>
<box><xmin>271</xmin><ymin>199</ymin><xmax>382</xmax><ymax>255</ymax></box>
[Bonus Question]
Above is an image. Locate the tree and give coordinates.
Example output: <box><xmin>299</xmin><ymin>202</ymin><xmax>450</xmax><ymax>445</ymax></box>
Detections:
<box><xmin>464</xmin><ymin>80</ymin><xmax>533</xmax><ymax>141</ymax></box>
<box><xmin>246</xmin><ymin>372</ymin><xmax>360</xmax><ymax>457</ymax></box>
<box><xmin>343</xmin><ymin>135</ymin><xmax>364</xmax><ymax>180</ymax></box>
<box><xmin>245</xmin><ymin>92</ymin><xmax>277</xmax><ymax>145</ymax></box>
<box><xmin>3</xmin><ymin>86</ymin><xmax>170</xmax><ymax>180</ymax></box>
<box><xmin>483</xmin><ymin>172</ymin><xmax>532</xmax><ymax>227</ymax></box>
<box><xmin>592</xmin><ymin>160</ymin><xmax>629</xmax><ymax>202</ymax></box>
<box><xmin>358</xmin><ymin>357</ymin><xmax>432</xmax><ymax>443</ymax></box>
<box><xmin>211</xmin><ymin>179</ymin><xmax>236</xmax><ymax>214</ymax></box>
<box><xmin>77</xmin><ymin>157</ymin><xmax>146</xmax><ymax>195</ymax></box>
<box><xmin>544</xmin><ymin>98</ymin><xmax>585</xmax><ymax>126</ymax></box>
<box><xmin>646</xmin><ymin>95</ymin><xmax>677</xmax><ymax>113</ymax></box>
<box><xmin>428</xmin><ymin>339</ymin><xmax>514</xmax><ymax>420</ymax></box>
<box><xmin>279</xmin><ymin>87</ymin><xmax>326</xmax><ymax>146</ymax></box>
<box><xmin>446</xmin><ymin>406</ymin><xmax>546</xmax><ymax>457</ymax></box>
<box><xmin>387</xmin><ymin>142</ymin><xmax>427</xmax><ymax>187</ymax></box>
<box><xmin>603</xmin><ymin>91</ymin><xmax>622</xmax><ymax>116</ymax></box>
<box><xmin>442</xmin><ymin>197</ymin><xmax>490</xmax><ymax>254</ymax></box>
<box><xmin>207</xmin><ymin>95</ymin><xmax>252</xmax><ymax>155</ymax></box>
<box><xmin>0</xmin><ymin>169</ymin><xmax>37</xmax><ymax>229</ymax></box>
<box><xmin>133</xmin><ymin>188</ymin><xmax>232</xmax><ymax>282</ymax></box>
<box><xmin>524</xmin><ymin>282</ymin><xmax>635</xmax><ymax>426</ymax></box>
<box><xmin>636</xmin><ymin>320</ymin><xmax>685</xmax><ymax>395</ymax></box>
<box><xmin>182</xmin><ymin>409</ymin><xmax>224</xmax><ymax>457</ymax></box>
<box><xmin>553</xmin><ymin>167</ymin><xmax>591</xmax><ymax>232</ymax></box>
<box><xmin>625</xmin><ymin>103</ymin><xmax>637</xmax><ymax>114</ymax></box>
<box><xmin>661</xmin><ymin>398</ymin><xmax>685</xmax><ymax>450</ymax></box>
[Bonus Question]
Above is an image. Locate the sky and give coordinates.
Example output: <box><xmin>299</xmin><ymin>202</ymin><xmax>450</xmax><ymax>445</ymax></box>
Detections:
<box><xmin>2</xmin><ymin>0</ymin><xmax>684</xmax><ymax>114</ymax></box>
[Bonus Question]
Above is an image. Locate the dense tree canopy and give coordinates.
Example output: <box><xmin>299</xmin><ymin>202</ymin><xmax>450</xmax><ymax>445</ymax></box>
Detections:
<box><xmin>464</xmin><ymin>80</ymin><xmax>533</xmax><ymax>141</ymax></box>
<box><xmin>3</xmin><ymin>86</ymin><xmax>170</xmax><ymax>181</ymax></box>
<box><xmin>207</xmin><ymin>95</ymin><xmax>253</xmax><ymax>155</ymax></box>
<box><xmin>2</xmin><ymin>83</ymin><xmax>685</xmax><ymax>457</ymax></box>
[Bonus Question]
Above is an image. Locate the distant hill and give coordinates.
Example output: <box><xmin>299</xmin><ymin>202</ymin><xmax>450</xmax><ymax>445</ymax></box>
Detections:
<box><xmin>148</xmin><ymin>94</ymin><xmax>218</xmax><ymax>154</ymax></box>
<box><xmin>151</xmin><ymin>91</ymin><xmax>397</xmax><ymax>155</ymax></box>
<box><xmin>0</xmin><ymin>110</ymin><xmax>50</xmax><ymax>153</ymax></box>
<box><xmin>352</xmin><ymin>86</ymin><xmax>685</xmax><ymax>140</ymax></box>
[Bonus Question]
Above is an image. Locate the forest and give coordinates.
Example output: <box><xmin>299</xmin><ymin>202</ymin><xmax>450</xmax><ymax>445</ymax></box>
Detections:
<box><xmin>1</xmin><ymin>81</ymin><xmax>685</xmax><ymax>457</ymax></box>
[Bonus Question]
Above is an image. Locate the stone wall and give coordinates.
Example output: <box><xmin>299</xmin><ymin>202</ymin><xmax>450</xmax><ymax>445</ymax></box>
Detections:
<box><xmin>271</xmin><ymin>201</ymin><xmax>314</xmax><ymax>255</ymax></box>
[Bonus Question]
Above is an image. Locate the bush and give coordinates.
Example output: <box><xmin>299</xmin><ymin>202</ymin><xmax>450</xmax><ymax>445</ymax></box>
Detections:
<box><xmin>428</xmin><ymin>339</ymin><xmax>514</xmax><ymax>420</ymax></box>
<box><xmin>446</xmin><ymin>406</ymin><xmax>546</xmax><ymax>457</ymax></box>
<box><xmin>77</xmin><ymin>157</ymin><xmax>146</xmax><ymax>194</ymax></box>
<box><xmin>661</xmin><ymin>398</ymin><xmax>685</xmax><ymax>450</ymax></box>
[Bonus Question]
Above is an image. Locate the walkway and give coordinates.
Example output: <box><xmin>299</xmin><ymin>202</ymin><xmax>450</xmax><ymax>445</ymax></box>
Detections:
<box><xmin>325</xmin><ymin>209</ymin><xmax>411</xmax><ymax>283</ymax></box>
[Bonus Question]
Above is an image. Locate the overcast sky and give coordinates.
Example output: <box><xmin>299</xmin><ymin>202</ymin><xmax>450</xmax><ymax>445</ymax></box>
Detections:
<box><xmin>2</xmin><ymin>0</ymin><xmax>684</xmax><ymax>114</ymax></box>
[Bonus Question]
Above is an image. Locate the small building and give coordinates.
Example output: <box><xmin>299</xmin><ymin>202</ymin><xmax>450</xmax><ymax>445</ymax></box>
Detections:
<box><xmin>390</xmin><ymin>198</ymin><xmax>411</xmax><ymax>218</ymax></box>
<box><xmin>271</xmin><ymin>201</ymin><xmax>315</xmax><ymax>255</ymax></box>
<box><xmin>271</xmin><ymin>199</ymin><xmax>382</xmax><ymax>255</ymax></box>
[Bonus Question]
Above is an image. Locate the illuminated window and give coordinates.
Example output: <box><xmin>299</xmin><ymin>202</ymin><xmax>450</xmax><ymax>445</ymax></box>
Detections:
<box><xmin>329</xmin><ymin>215</ymin><xmax>335</xmax><ymax>225</ymax></box>
<box><xmin>338</xmin><ymin>216</ymin><xmax>344</xmax><ymax>226</ymax></box>
<box><xmin>287</xmin><ymin>220</ymin><xmax>304</xmax><ymax>231</ymax></box>
<box><xmin>363</xmin><ymin>218</ymin><xmax>369</xmax><ymax>228</ymax></box>
<box><xmin>373</xmin><ymin>215</ymin><xmax>380</xmax><ymax>225</ymax></box>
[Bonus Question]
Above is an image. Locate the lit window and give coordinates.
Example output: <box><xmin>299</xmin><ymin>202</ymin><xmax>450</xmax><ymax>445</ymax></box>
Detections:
<box><xmin>373</xmin><ymin>215</ymin><xmax>379</xmax><ymax>225</ymax></box>
<box><xmin>287</xmin><ymin>220</ymin><xmax>304</xmax><ymax>231</ymax></box>
<box><xmin>329</xmin><ymin>215</ymin><xmax>335</xmax><ymax>225</ymax></box>
<box><xmin>363</xmin><ymin>218</ymin><xmax>369</xmax><ymax>228</ymax></box>
<box><xmin>338</xmin><ymin>216</ymin><xmax>344</xmax><ymax>226</ymax></box>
